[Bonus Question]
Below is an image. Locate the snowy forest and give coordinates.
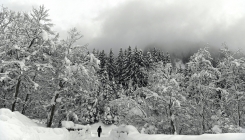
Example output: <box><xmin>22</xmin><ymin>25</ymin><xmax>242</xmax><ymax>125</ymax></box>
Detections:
<box><xmin>0</xmin><ymin>5</ymin><xmax>245</xmax><ymax>137</ymax></box>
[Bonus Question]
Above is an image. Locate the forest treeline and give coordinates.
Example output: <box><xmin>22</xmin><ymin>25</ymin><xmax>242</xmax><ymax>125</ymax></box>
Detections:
<box><xmin>0</xmin><ymin>6</ymin><xmax>244</xmax><ymax>135</ymax></box>
<box><xmin>92</xmin><ymin>46</ymin><xmax>171</xmax><ymax>90</ymax></box>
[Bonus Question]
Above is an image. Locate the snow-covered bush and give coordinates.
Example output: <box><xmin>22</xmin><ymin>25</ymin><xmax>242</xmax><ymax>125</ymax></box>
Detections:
<box><xmin>110</xmin><ymin>124</ymin><xmax>139</xmax><ymax>140</ymax></box>
<box><xmin>141</xmin><ymin>123</ymin><xmax>158</xmax><ymax>134</ymax></box>
<box><xmin>101</xmin><ymin>106</ymin><xmax>119</xmax><ymax>125</ymax></box>
<box><xmin>107</xmin><ymin>95</ymin><xmax>146</xmax><ymax>127</ymax></box>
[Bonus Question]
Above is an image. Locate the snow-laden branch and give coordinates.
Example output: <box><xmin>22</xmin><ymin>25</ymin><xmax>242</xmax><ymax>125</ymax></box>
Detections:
<box><xmin>1</xmin><ymin>59</ymin><xmax>28</xmax><ymax>70</ymax></box>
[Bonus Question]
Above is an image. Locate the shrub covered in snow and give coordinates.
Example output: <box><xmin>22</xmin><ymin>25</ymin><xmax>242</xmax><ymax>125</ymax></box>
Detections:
<box><xmin>110</xmin><ymin>124</ymin><xmax>139</xmax><ymax>140</ymax></box>
<box><xmin>141</xmin><ymin>123</ymin><xmax>158</xmax><ymax>134</ymax></box>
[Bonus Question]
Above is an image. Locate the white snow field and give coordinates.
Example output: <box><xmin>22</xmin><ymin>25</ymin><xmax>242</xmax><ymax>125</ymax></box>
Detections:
<box><xmin>0</xmin><ymin>108</ymin><xmax>245</xmax><ymax>140</ymax></box>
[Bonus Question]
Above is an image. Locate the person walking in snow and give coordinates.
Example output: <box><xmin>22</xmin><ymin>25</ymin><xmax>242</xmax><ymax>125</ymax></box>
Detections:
<box><xmin>97</xmin><ymin>126</ymin><xmax>102</xmax><ymax>137</ymax></box>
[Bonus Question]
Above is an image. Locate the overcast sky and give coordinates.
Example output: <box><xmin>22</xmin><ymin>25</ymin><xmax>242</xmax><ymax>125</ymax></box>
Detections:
<box><xmin>1</xmin><ymin>0</ymin><xmax>245</xmax><ymax>54</ymax></box>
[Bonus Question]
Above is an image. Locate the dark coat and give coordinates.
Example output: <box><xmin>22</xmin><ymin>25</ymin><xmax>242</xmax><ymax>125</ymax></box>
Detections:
<box><xmin>97</xmin><ymin>127</ymin><xmax>102</xmax><ymax>133</ymax></box>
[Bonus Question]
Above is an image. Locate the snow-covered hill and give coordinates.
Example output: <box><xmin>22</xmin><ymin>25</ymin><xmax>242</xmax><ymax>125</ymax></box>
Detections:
<box><xmin>0</xmin><ymin>108</ymin><xmax>245</xmax><ymax>140</ymax></box>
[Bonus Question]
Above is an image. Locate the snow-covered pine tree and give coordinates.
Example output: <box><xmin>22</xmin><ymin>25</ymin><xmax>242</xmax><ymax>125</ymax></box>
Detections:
<box><xmin>138</xmin><ymin>49</ymin><xmax>148</xmax><ymax>87</ymax></box>
<box><xmin>144</xmin><ymin>51</ymin><xmax>154</xmax><ymax>71</ymax></box>
<box><xmin>131</xmin><ymin>47</ymin><xmax>140</xmax><ymax>89</ymax></box>
<box><xmin>98</xmin><ymin>50</ymin><xmax>107</xmax><ymax>78</ymax></box>
<box><xmin>121</xmin><ymin>46</ymin><xmax>134</xmax><ymax>89</ymax></box>
<box><xmin>132</xmin><ymin>47</ymin><xmax>147</xmax><ymax>89</ymax></box>
<box><xmin>121</xmin><ymin>49</ymin><xmax>128</xmax><ymax>87</ymax></box>
<box><xmin>92</xmin><ymin>48</ymin><xmax>99</xmax><ymax>58</ymax></box>
<box><xmin>165</xmin><ymin>52</ymin><xmax>171</xmax><ymax>64</ymax></box>
<box><xmin>115</xmin><ymin>48</ymin><xmax>124</xmax><ymax>85</ymax></box>
<box><xmin>151</xmin><ymin>48</ymin><xmax>158</xmax><ymax>62</ymax></box>
<box><xmin>107</xmin><ymin>49</ymin><xmax>116</xmax><ymax>81</ymax></box>
<box><xmin>158</xmin><ymin>51</ymin><xmax>165</xmax><ymax>62</ymax></box>
<box><xmin>99</xmin><ymin>50</ymin><xmax>107</xmax><ymax>67</ymax></box>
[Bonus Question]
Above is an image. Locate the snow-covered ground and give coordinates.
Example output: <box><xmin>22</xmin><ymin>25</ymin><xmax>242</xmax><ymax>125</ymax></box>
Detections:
<box><xmin>0</xmin><ymin>108</ymin><xmax>245</xmax><ymax>140</ymax></box>
<box><xmin>0</xmin><ymin>108</ymin><xmax>70</xmax><ymax>140</ymax></box>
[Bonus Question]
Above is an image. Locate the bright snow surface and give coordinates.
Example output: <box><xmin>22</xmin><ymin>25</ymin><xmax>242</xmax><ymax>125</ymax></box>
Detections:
<box><xmin>0</xmin><ymin>108</ymin><xmax>245</xmax><ymax>140</ymax></box>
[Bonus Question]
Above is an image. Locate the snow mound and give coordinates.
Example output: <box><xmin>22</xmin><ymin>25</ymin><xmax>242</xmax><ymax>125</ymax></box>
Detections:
<box><xmin>110</xmin><ymin>125</ymin><xmax>139</xmax><ymax>140</ymax></box>
<box><xmin>0</xmin><ymin>115</ymin><xmax>9</xmax><ymax>121</ymax></box>
<box><xmin>121</xmin><ymin>125</ymin><xmax>139</xmax><ymax>135</ymax></box>
<box><xmin>61</xmin><ymin>121</ymin><xmax>74</xmax><ymax>129</ymax></box>
<box><xmin>74</xmin><ymin>124</ymin><xmax>91</xmax><ymax>130</ymax></box>
<box><xmin>240</xmin><ymin>128</ymin><xmax>245</xmax><ymax>133</ymax></box>
<box><xmin>61</xmin><ymin>121</ymin><xmax>91</xmax><ymax>131</ymax></box>
<box><xmin>14</xmin><ymin>111</ymin><xmax>38</xmax><ymax>127</ymax></box>
<box><xmin>0</xmin><ymin>108</ymin><xmax>15</xmax><ymax>118</ymax></box>
<box><xmin>212</xmin><ymin>125</ymin><xmax>222</xmax><ymax>134</ymax></box>
<box><xmin>0</xmin><ymin>108</ymin><xmax>70</xmax><ymax>140</ymax></box>
<box><xmin>0</xmin><ymin>108</ymin><xmax>38</xmax><ymax>127</ymax></box>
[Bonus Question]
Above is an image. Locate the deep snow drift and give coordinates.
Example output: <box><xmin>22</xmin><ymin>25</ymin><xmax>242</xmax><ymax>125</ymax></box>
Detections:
<box><xmin>0</xmin><ymin>108</ymin><xmax>70</xmax><ymax>140</ymax></box>
<box><xmin>0</xmin><ymin>108</ymin><xmax>245</xmax><ymax>140</ymax></box>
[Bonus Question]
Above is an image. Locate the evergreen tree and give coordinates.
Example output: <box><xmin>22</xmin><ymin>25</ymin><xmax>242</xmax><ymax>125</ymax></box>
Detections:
<box><xmin>132</xmin><ymin>47</ymin><xmax>147</xmax><ymax>89</ymax></box>
<box><xmin>122</xmin><ymin>46</ymin><xmax>134</xmax><ymax>89</ymax></box>
<box><xmin>151</xmin><ymin>48</ymin><xmax>158</xmax><ymax>62</ymax></box>
<box><xmin>98</xmin><ymin>50</ymin><xmax>107</xmax><ymax>76</ymax></box>
<box><xmin>100</xmin><ymin>70</ymin><xmax>109</xmax><ymax>93</ymax></box>
<box><xmin>132</xmin><ymin>47</ymin><xmax>140</xmax><ymax>89</ymax></box>
<box><xmin>115</xmin><ymin>48</ymin><xmax>125</xmax><ymax>85</ymax></box>
<box><xmin>107</xmin><ymin>49</ymin><xmax>116</xmax><ymax>81</ymax></box>
<box><xmin>159</xmin><ymin>51</ymin><xmax>165</xmax><ymax>62</ymax></box>
<box><xmin>144</xmin><ymin>51</ymin><xmax>154</xmax><ymax>70</ymax></box>
<box><xmin>165</xmin><ymin>52</ymin><xmax>171</xmax><ymax>64</ymax></box>
<box><xmin>92</xmin><ymin>48</ymin><xmax>99</xmax><ymax>58</ymax></box>
<box><xmin>138</xmin><ymin>50</ymin><xmax>148</xmax><ymax>87</ymax></box>
<box><xmin>156</xmin><ymin>51</ymin><xmax>161</xmax><ymax>62</ymax></box>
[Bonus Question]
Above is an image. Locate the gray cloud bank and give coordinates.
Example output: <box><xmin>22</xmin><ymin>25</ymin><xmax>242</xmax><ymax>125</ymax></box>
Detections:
<box><xmin>85</xmin><ymin>0</ymin><xmax>245</xmax><ymax>55</ymax></box>
<box><xmin>1</xmin><ymin>0</ymin><xmax>245</xmax><ymax>56</ymax></box>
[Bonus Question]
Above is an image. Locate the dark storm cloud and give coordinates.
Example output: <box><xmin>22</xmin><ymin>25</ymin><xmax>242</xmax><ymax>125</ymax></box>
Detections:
<box><xmin>87</xmin><ymin>0</ymin><xmax>245</xmax><ymax>54</ymax></box>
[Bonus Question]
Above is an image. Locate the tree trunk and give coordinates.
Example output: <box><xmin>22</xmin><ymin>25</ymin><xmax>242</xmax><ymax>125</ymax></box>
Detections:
<box><xmin>202</xmin><ymin>113</ymin><xmax>205</xmax><ymax>134</ymax></box>
<box><xmin>169</xmin><ymin>103</ymin><xmax>175</xmax><ymax>134</ymax></box>
<box><xmin>22</xmin><ymin>73</ymin><xmax>36</xmax><ymax>114</ymax></box>
<box><xmin>47</xmin><ymin>93</ymin><xmax>59</xmax><ymax>127</ymax></box>
<box><xmin>170</xmin><ymin>118</ymin><xmax>175</xmax><ymax>134</ymax></box>
<box><xmin>2</xmin><ymin>91</ymin><xmax>7</xmax><ymax>108</ymax></box>
<box><xmin>21</xmin><ymin>94</ymin><xmax>30</xmax><ymax>114</ymax></box>
<box><xmin>237</xmin><ymin>96</ymin><xmax>241</xmax><ymax>127</ymax></box>
<box><xmin>200</xmin><ymin>107</ymin><xmax>205</xmax><ymax>134</ymax></box>
<box><xmin>12</xmin><ymin>78</ymin><xmax>21</xmax><ymax>112</ymax></box>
